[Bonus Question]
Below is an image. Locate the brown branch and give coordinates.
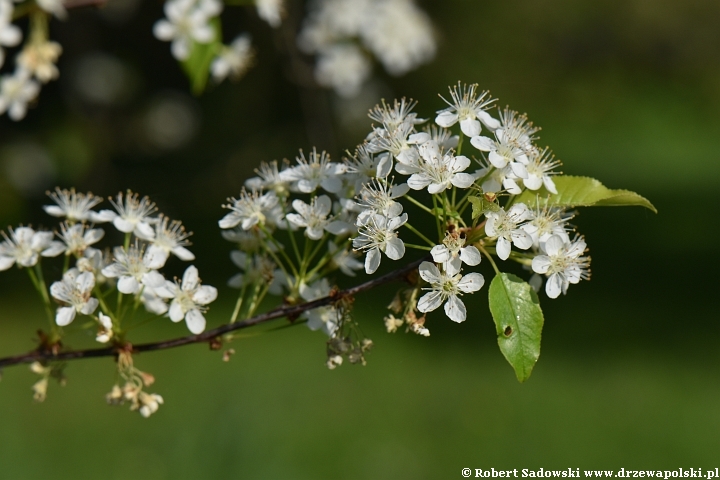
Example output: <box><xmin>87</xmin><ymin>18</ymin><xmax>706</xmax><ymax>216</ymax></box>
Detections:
<box><xmin>0</xmin><ymin>257</ymin><xmax>427</xmax><ymax>369</ymax></box>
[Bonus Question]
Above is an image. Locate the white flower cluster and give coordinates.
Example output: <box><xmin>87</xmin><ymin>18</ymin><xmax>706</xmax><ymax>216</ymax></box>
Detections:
<box><xmin>153</xmin><ymin>0</ymin><xmax>254</xmax><ymax>84</ymax></box>
<box><xmin>297</xmin><ymin>0</ymin><xmax>436</xmax><ymax>97</ymax></box>
<box><xmin>0</xmin><ymin>188</ymin><xmax>217</xmax><ymax>338</ymax></box>
<box><xmin>219</xmin><ymin>82</ymin><xmax>591</xmax><ymax>338</ymax></box>
<box><xmin>0</xmin><ymin>0</ymin><xmax>63</xmax><ymax>120</ymax></box>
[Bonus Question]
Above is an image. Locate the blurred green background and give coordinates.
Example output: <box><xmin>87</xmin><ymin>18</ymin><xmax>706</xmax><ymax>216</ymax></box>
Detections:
<box><xmin>1</xmin><ymin>0</ymin><xmax>720</xmax><ymax>477</ymax></box>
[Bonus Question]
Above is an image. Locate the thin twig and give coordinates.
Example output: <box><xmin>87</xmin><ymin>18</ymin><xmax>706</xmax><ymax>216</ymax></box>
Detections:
<box><xmin>0</xmin><ymin>257</ymin><xmax>428</xmax><ymax>369</ymax></box>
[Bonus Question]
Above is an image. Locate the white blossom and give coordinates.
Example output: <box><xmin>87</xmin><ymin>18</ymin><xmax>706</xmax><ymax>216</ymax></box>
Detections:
<box><xmin>435</xmin><ymin>83</ymin><xmax>499</xmax><ymax>137</ymax></box>
<box><xmin>42</xmin><ymin>222</ymin><xmax>105</xmax><ymax>258</ymax></box>
<box><xmin>344</xmin><ymin>145</ymin><xmax>391</xmax><ymax>193</ymax></box>
<box><xmin>402</xmin><ymin>140</ymin><xmax>475</xmax><ymax>194</ymax></box>
<box><xmin>244</xmin><ymin>160</ymin><xmax>291</xmax><ymax>196</ymax></box>
<box><xmin>297</xmin><ymin>0</ymin><xmax>434</xmax><ymax>94</ymax></box>
<box><xmin>166</xmin><ymin>265</ymin><xmax>218</xmax><ymax>334</ymax></box>
<box><xmin>359</xmin><ymin>0</ymin><xmax>435</xmax><ymax>76</ymax></box>
<box><xmin>43</xmin><ymin>187</ymin><xmax>111</xmax><ymax>223</ymax></box>
<box><xmin>0</xmin><ymin>0</ymin><xmax>21</xmax><ymax>68</ymax></box>
<box><xmin>355</xmin><ymin>178</ymin><xmax>408</xmax><ymax>225</ymax></box>
<box><xmin>473</xmin><ymin>161</ymin><xmax>523</xmax><ymax>195</ymax></box>
<box><xmin>422</xmin><ymin>124</ymin><xmax>458</xmax><ymax>150</ymax></box>
<box><xmin>101</xmin><ymin>245</ymin><xmax>166</xmax><ymax>295</ymax></box>
<box><xmin>100</xmin><ymin>191</ymin><xmax>158</xmax><ymax>238</ymax></box>
<box><xmin>524</xmin><ymin>148</ymin><xmax>560</xmax><ymax>193</ymax></box>
<box><xmin>314</xmin><ymin>43</ymin><xmax>371</xmax><ymax>98</ymax></box>
<box><xmin>255</xmin><ymin>0</ymin><xmax>283</xmax><ymax>27</ymax></box>
<box><xmin>0</xmin><ymin>69</ymin><xmax>40</xmax><ymax>121</ymax></box>
<box><xmin>0</xmin><ymin>226</ymin><xmax>54</xmax><ymax>270</ymax></box>
<box><xmin>299</xmin><ymin>278</ymin><xmax>340</xmax><ymax>336</ymax></box>
<box><xmin>153</xmin><ymin>0</ymin><xmax>221</xmax><ymax>61</ymax></box>
<box><xmin>281</xmin><ymin>149</ymin><xmax>346</xmax><ymax>194</ymax></box>
<box><xmin>327</xmin><ymin>241</ymin><xmax>363</xmax><ymax>276</ymax></box>
<box><xmin>141</xmin><ymin>286</ymin><xmax>174</xmax><ymax>315</ymax></box>
<box><xmin>368</xmin><ymin>98</ymin><xmax>423</xmax><ymax>131</ymax></box>
<box><xmin>228</xmin><ymin>251</ymin><xmax>287</xmax><ymax>295</ymax></box>
<box><xmin>143</xmin><ymin>215</ymin><xmax>195</xmax><ymax>268</ymax></box>
<box><xmin>286</xmin><ymin>195</ymin><xmax>349</xmax><ymax>240</ymax></box>
<box><xmin>521</xmin><ymin>204</ymin><xmax>574</xmax><ymax>249</ymax></box>
<box><xmin>219</xmin><ymin>189</ymin><xmax>279</xmax><ymax>230</ymax></box>
<box><xmin>17</xmin><ymin>41</ymin><xmax>62</xmax><ymax>83</ymax></box>
<box><xmin>352</xmin><ymin>213</ymin><xmax>406</xmax><ymax>274</ymax></box>
<box><xmin>50</xmin><ymin>269</ymin><xmax>99</xmax><ymax>326</ymax></box>
<box><xmin>211</xmin><ymin>34</ymin><xmax>253</xmax><ymax>83</ymax></box>
<box><xmin>531</xmin><ymin>235</ymin><xmax>590</xmax><ymax>299</ymax></box>
<box><xmin>470</xmin><ymin>130</ymin><xmax>529</xmax><ymax>180</ymax></box>
<box><xmin>484</xmin><ymin>203</ymin><xmax>533</xmax><ymax>260</ymax></box>
<box><xmin>416</xmin><ymin>261</ymin><xmax>484</xmax><ymax>323</ymax></box>
<box><xmin>367</xmin><ymin>120</ymin><xmax>425</xmax><ymax>167</ymax></box>
<box><xmin>430</xmin><ymin>231</ymin><xmax>481</xmax><ymax>276</ymax></box>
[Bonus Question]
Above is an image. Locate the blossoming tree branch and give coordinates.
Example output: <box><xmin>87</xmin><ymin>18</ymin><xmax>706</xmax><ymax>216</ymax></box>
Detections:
<box><xmin>0</xmin><ymin>82</ymin><xmax>655</xmax><ymax>417</ymax></box>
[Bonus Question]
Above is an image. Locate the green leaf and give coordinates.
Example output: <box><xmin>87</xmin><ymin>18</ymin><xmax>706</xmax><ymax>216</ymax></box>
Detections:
<box><xmin>468</xmin><ymin>195</ymin><xmax>500</xmax><ymax>219</ymax></box>
<box><xmin>180</xmin><ymin>19</ymin><xmax>222</xmax><ymax>95</ymax></box>
<box><xmin>514</xmin><ymin>175</ymin><xmax>657</xmax><ymax>213</ymax></box>
<box><xmin>488</xmin><ymin>273</ymin><xmax>544</xmax><ymax>382</ymax></box>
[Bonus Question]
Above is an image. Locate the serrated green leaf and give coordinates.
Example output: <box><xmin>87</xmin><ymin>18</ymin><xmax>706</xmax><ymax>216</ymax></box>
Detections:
<box><xmin>488</xmin><ymin>273</ymin><xmax>544</xmax><ymax>382</ymax></box>
<box><xmin>180</xmin><ymin>19</ymin><xmax>222</xmax><ymax>95</ymax></box>
<box><xmin>514</xmin><ymin>175</ymin><xmax>657</xmax><ymax>213</ymax></box>
<box><xmin>468</xmin><ymin>195</ymin><xmax>500</xmax><ymax>219</ymax></box>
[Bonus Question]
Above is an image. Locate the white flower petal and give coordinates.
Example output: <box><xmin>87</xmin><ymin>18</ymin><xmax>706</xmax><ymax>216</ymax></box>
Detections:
<box><xmin>81</xmin><ymin>298</ymin><xmax>99</xmax><ymax>315</ymax></box>
<box><xmin>532</xmin><ymin>255</ymin><xmax>551</xmax><ymax>274</ymax></box>
<box><xmin>383</xmin><ymin>237</ymin><xmax>405</xmax><ymax>260</ymax></box>
<box><xmin>55</xmin><ymin>306</ymin><xmax>76</xmax><ymax>326</ymax></box>
<box><xmin>435</xmin><ymin>111</ymin><xmax>458</xmax><ymax>128</ymax></box>
<box><xmin>182</xmin><ymin>265</ymin><xmax>199</xmax><ymax>290</ymax></box>
<box><xmin>459</xmin><ymin>246</ymin><xmax>481</xmax><ymax>266</ymax></box>
<box><xmin>118</xmin><ymin>276</ymin><xmax>140</xmax><ymax>294</ymax></box>
<box><xmin>444</xmin><ymin>295</ymin><xmax>467</xmax><ymax>323</ymax></box>
<box><xmin>169</xmin><ymin>301</ymin><xmax>184</xmax><ymax>322</ymax></box>
<box><xmin>172</xmin><ymin>246</ymin><xmax>195</xmax><ymax>261</ymax></box>
<box><xmin>458</xmin><ymin>272</ymin><xmax>485</xmax><ymax>293</ymax></box>
<box><xmin>192</xmin><ymin>285</ymin><xmax>218</xmax><ymax>305</ymax></box>
<box><xmin>430</xmin><ymin>245</ymin><xmax>450</xmax><ymax>263</ymax></box>
<box><xmin>113</xmin><ymin>217</ymin><xmax>135</xmax><ymax>233</ymax></box>
<box><xmin>365</xmin><ymin>247</ymin><xmax>381</xmax><ymax>274</ymax></box>
<box><xmin>459</xmin><ymin>118</ymin><xmax>481</xmax><ymax>137</ymax></box>
<box><xmin>496</xmin><ymin>237</ymin><xmax>511</xmax><ymax>260</ymax></box>
<box><xmin>418</xmin><ymin>261</ymin><xmax>441</xmax><ymax>283</ymax></box>
<box><xmin>470</xmin><ymin>136</ymin><xmax>496</xmax><ymax>152</ymax></box>
<box><xmin>417</xmin><ymin>290</ymin><xmax>443</xmax><ymax>313</ymax></box>
<box><xmin>544</xmin><ymin>235</ymin><xmax>565</xmax><ymax>256</ymax></box>
<box><xmin>545</xmin><ymin>273</ymin><xmax>563</xmax><ymax>299</ymax></box>
<box><xmin>185</xmin><ymin>309</ymin><xmax>206</xmax><ymax>334</ymax></box>
<box><xmin>451</xmin><ymin>173</ymin><xmax>475</xmax><ymax>189</ymax></box>
<box><xmin>142</xmin><ymin>270</ymin><xmax>166</xmax><ymax>289</ymax></box>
